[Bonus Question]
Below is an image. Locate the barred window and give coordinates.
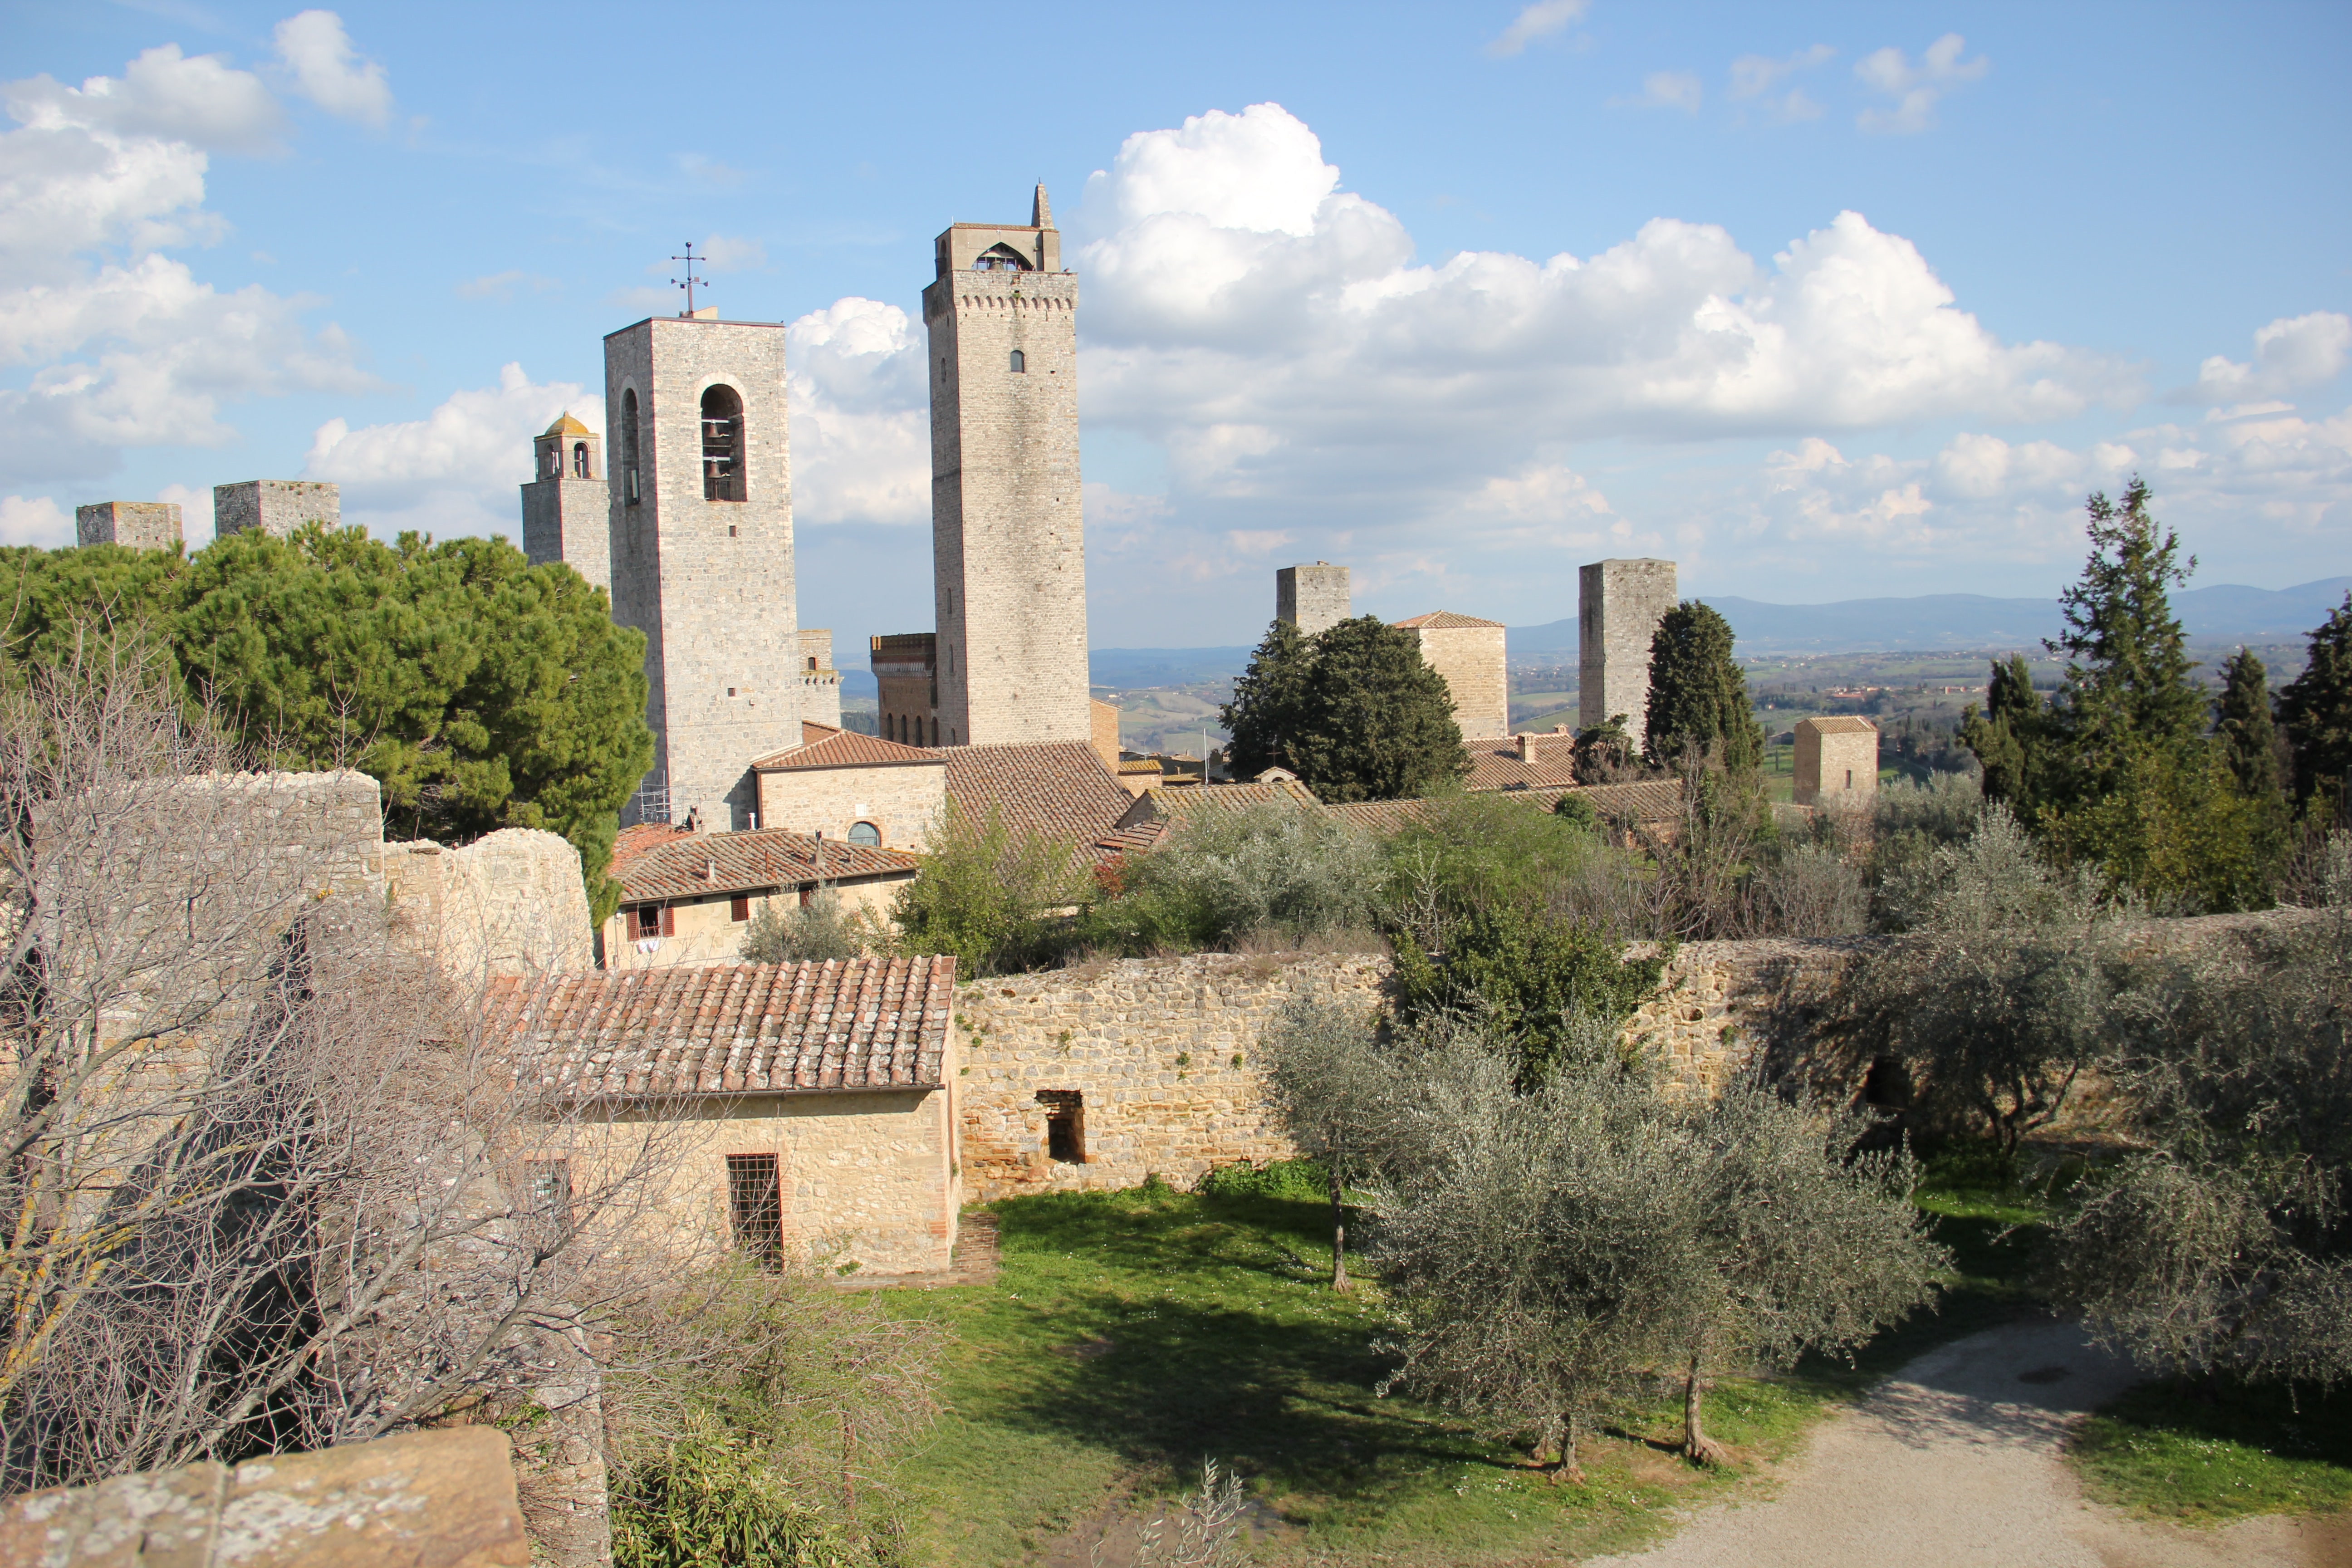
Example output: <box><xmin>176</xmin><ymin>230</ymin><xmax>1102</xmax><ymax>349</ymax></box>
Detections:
<box><xmin>726</xmin><ymin>1153</ymin><xmax>783</xmax><ymax>1266</ymax></box>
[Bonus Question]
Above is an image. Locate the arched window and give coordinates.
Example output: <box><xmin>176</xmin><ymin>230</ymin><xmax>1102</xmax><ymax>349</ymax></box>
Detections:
<box><xmin>572</xmin><ymin>441</ymin><xmax>589</xmax><ymax>477</ymax></box>
<box><xmin>701</xmin><ymin>385</ymin><xmax>744</xmax><ymax>502</ymax></box>
<box><xmin>972</xmin><ymin>243</ymin><xmax>1030</xmax><ymax>272</ymax></box>
<box><xmin>622</xmin><ymin>390</ymin><xmax>641</xmax><ymax>504</ymax></box>
<box><xmin>847</xmin><ymin>821</ymin><xmax>881</xmax><ymax>848</ymax></box>
<box><xmin>1009</xmin><ymin>350</ymin><xmax>1026</xmax><ymax>373</ymax></box>
<box><xmin>932</xmin><ymin>720</ymin><xmax>941</xmax><ymax>746</ymax></box>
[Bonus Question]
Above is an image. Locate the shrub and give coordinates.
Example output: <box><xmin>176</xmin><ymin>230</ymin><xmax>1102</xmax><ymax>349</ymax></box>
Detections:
<box><xmin>891</xmin><ymin>801</ymin><xmax>1088</xmax><ymax>975</ymax></box>
<box><xmin>1096</xmin><ymin>798</ymin><xmax>1382</xmax><ymax>951</ymax></box>
<box><xmin>739</xmin><ymin>890</ymin><xmax>866</xmax><ymax>964</ymax></box>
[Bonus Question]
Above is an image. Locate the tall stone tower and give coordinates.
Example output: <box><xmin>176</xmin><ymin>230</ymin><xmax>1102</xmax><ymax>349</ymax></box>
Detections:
<box><xmin>1276</xmin><ymin>563</ymin><xmax>1350</xmax><ymax>637</ymax></box>
<box><xmin>1579</xmin><ymin>558</ymin><xmax>1678</xmax><ymax>742</ymax></box>
<box><xmin>923</xmin><ymin>185</ymin><xmax>1088</xmax><ymax>748</ymax></box>
<box><xmin>605</xmin><ymin>314</ymin><xmax>799</xmax><ymax>829</ymax></box>
<box><xmin>520</xmin><ymin>413</ymin><xmax>609</xmax><ymax>593</ymax></box>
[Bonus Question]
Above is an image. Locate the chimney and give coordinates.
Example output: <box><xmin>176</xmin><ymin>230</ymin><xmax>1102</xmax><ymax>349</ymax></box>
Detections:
<box><xmin>1517</xmin><ymin>734</ymin><xmax>1536</xmax><ymax>762</ymax></box>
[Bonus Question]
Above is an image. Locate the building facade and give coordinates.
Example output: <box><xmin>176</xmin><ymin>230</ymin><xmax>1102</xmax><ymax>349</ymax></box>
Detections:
<box><xmin>871</xmin><ymin>633</ymin><xmax>938</xmax><ymax>748</ymax></box>
<box><xmin>1396</xmin><ymin>610</ymin><xmax>1510</xmax><ymax>740</ymax></box>
<box><xmin>521</xmin><ymin>413</ymin><xmax>610</xmax><ymax>593</ymax></box>
<box><xmin>922</xmin><ymin>186</ymin><xmax>1088</xmax><ymax>748</ymax></box>
<box><xmin>1795</xmin><ymin>716</ymin><xmax>1880</xmax><ymax>806</ymax></box>
<box><xmin>1579</xmin><ymin>558</ymin><xmax>1679</xmax><ymax>741</ymax></box>
<box><xmin>605</xmin><ymin>315</ymin><xmax>800</xmax><ymax>829</ymax></box>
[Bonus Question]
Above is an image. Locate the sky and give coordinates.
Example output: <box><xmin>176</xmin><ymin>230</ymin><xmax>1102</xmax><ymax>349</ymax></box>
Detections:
<box><xmin>4</xmin><ymin>1</ymin><xmax>2348</xmax><ymax>658</ymax></box>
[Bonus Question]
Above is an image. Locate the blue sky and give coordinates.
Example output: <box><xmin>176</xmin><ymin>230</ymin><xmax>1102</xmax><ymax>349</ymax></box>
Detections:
<box><xmin>4</xmin><ymin>1</ymin><xmax>2347</xmax><ymax>656</ymax></box>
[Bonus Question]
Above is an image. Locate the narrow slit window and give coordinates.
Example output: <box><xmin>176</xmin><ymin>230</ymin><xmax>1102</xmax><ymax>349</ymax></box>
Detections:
<box><xmin>726</xmin><ymin>1153</ymin><xmax>784</xmax><ymax>1266</ymax></box>
<box><xmin>1009</xmin><ymin>350</ymin><xmax>1026</xmax><ymax>373</ymax></box>
<box><xmin>572</xmin><ymin>441</ymin><xmax>590</xmax><ymax>478</ymax></box>
<box><xmin>622</xmin><ymin>389</ymin><xmax>641</xmax><ymax>504</ymax></box>
<box><xmin>701</xmin><ymin>385</ymin><xmax>745</xmax><ymax>502</ymax></box>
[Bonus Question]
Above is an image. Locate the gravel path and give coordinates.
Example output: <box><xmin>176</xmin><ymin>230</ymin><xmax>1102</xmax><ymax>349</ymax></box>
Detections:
<box><xmin>1583</xmin><ymin>1319</ymin><xmax>2350</xmax><ymax>1568</ymax></box>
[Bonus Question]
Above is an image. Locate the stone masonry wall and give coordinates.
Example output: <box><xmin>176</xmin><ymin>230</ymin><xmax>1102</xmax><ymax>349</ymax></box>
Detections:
<box><xmin>956</xmin><ymin>954</ymin><xmax>1390</xmax><ymax>1199</ymax></box>
<box><xmin>1580</xmin><ymin>558</ymin><xmax>1678</xmax><ymax>738</ymax></box>
<box><xmin>926</xmin><ymin>265</ymin><xmax>1088</xmax><ymax>748</ymax></box>
<box><xmin>1418</xmin><ymin>622</ymin><xmax>1509</xmax><ymax>740</ymax></box>
<box><xmin>382</xmin><ymin>828</ymin><xmax>594</xmax><ymax>982</ymax></box>
<box><xmin>214</xmin><ymin>480</ymin><xmax>340</xmax><ymax>538</ymax></box>
<box><xmin>75</xmin><ymin>500</ymin><xmax>181</xmax><ymax>549</ymax></box>
<box><xmin>1277</xmin><ymin>563</ymin><xmax>1351</xmax><ymax>637</ymax></box>
<box><xmin>522</xmin><ymin>474</ymin><xmax>611</xmax><ymax>593</ymax></box>
<box><xmin>756</xmin><ymin>760</ymin><xmax>946</xmax><ymax>851</ymax></box>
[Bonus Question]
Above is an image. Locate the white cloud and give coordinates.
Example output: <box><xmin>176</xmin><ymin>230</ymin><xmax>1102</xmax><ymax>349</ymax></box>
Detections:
<box><xmin>3</xmin><ymin>44</ymin><xmax>282</xmax><ymax>156</ymax></box>
<box><xmin>271</xmin><ymin>11</ymin><xmax>392</xmax><ymax>127</ymax></box>
<box><xmin>0</xmin><ymin>494</ymin><xmax>71</xmax><ymax>546</ymax></box>
<box><xmin>302</xmin><ymin>363</ymin><xmax>588</xmax><ymax>535</ymax></box>
<box><xmin>157</xmin><ymin>480</ymin><xmax>214</xmax><ymax>541</ymax></box>
<box><xmin>1485</xmin><ymin>0</ymin><xmax>1588</xmax><ymax>59</ymax></box>
<box><xmin>1621</xmin><ymin>72</ymin><xmax>1703</xmax><ymax>113</ymax></box>
<box><xmin>784</xmin><ymin>297</ymin><xmax>928</xmax><ymax>527</ymax></box>
<box><xmin>1730</xmin><ymin>44</ymin><xmax>1834</xmax><ymax>99</ymax></box>
<box><xmin>2192</xmin><ymin>311</ymin><xmax>2352</xmax><ymax>402</ymax></box>
<box><xmin>455</xmin><ymin>269</ymin><xmax>555</xmax><ymax>301</ymax></box>
<box><xmin>698</xmin><ymin>234</ymin><xmax>768</xmax><ymax>272</ymax></box>
<box><xmin>1855</xmin><ymin>34</ymin><xmax>1988</xmax><ymax>135</ymax></box>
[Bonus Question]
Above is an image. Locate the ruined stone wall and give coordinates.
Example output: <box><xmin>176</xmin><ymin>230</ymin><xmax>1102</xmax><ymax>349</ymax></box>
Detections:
<box><xmin>383</xmin><ymin>828</ymin><xmax>594</xmax><ymax>983</ymax></box>
<box><xmin>956</xmin><ymin>954</ymin><xmax>1390</xmax><ymax>1200</ymax></box>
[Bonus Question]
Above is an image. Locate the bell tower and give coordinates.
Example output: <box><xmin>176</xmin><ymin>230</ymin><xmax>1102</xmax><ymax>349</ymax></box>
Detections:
<box><xmin>520</xmin><ymin>413</ymin><xmax>609</xmax><ymax>592</ymax></box>
<box><xmin>605</xmin><ymin>313</ymin><xmax>800</xmax><ymax>828</ymax></box>
<box><xmin>923</xmin><ymin>184</ymin><xmax>1088</xmax><ymax>747</ymax></box>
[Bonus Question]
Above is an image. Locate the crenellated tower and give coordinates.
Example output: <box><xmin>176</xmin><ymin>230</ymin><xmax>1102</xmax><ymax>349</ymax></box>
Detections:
<box><xmin>921</xmin><ymin>185</ymin><xmax>1088</xmax><ymax>747</ymax></box>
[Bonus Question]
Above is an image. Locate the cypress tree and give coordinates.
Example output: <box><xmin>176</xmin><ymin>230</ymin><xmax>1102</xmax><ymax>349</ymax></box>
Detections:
<box><xmin>1643</xmin><ymin>602</ymin><xmax>1762</xmax><ymax>775</ymax></box>
<box><xmin>1219</xmin><ymin>616</ymin><xmax>1466</xmax><ymax>803</ymax></box>
<box><xmin>1221</xmin><ymin>618</ymin><xmax>1311</xmax><ymax>781</ymax></box>
<box><xmin>2213</xmin><ymin>648</ymin><xmax>2283</xmax><ymax>802</ymax></box>
<box><xmin>1960</xmin><ymin>654</ymin><xmax>2047</xmax><ymax>808</ymax></box>
<box><xmin>2278</xmin><ymin>592</ymin><xmax>2352</xmax><ymax>810</ymax></box>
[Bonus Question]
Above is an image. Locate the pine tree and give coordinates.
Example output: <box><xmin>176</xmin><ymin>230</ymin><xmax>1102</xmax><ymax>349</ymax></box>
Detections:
<box><xmin>1643</xmin><ymin>602</ymin><xmax>1762</xmax><ymax>775</ymax></box>
<box><xmin>1220</xmin><ymin>616</ymin><xmax>1465</xmax><ymax>803</ymax></box>
<box><xmin>2214</xmin><ymin>648</ymin><xmax>2283</xmax><ymax>802</ymax></box>
<box><xmin>2278</xmin><ymin>592</ymin><xmax>2352</xmax><ymax>810</ymax></box>
<box><xmin>1959</xmin><ymin>654</ymin><xmax>2048</xmax><ymax>808</ymax></box>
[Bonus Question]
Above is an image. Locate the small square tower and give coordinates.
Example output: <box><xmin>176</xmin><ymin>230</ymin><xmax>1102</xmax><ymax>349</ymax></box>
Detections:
<box><xmin>1396</xmin><ymin>610</ymin><xmax>1509</xmax><ymax>740</ymax></box>
<box><xmin>1579</xmin><ymin>559</ymin><xmax>1677</xmax><ymax>740</ymax></box>
<box><xmin>1276</xmin><ymin>562</ymin><xmax>1350</xmax><ymax>637</ymax></box>
<box><xmin>799</xmin><ymin>628</ymin><xmax>842</xmax><ymax>730</ymax></box>
<box><xmin>215</xmin><ymin>480</ymin><xmax>339</xmax><ymax>539</ymax></box>
<box><xmin>871</xmin><ymin>633</ymin><xmax>938</xmax><ymax>748</ymax></box>
<box><xmin>75</xmin><ymin>501</ymin><xmax>181</xmax><ymax>550</ymax></box>
<box><xmin>924</xmin><ymin>185</ymin><xmax>1087</xmax><ymax>748</ymax></box>
<box><xmin>1794</xmin><ymin>716</ymin><xmax>1879</xmax><ymax>806</ymax></box>
<box><xmin>605</xmin><ymin>314</ymin><xmax>800</xmax><ymax>829</ymax></box>
<box><xmin>521</xmin><ymin>413</ymin><xmax>609</xmax><ymax>592</ymax></box>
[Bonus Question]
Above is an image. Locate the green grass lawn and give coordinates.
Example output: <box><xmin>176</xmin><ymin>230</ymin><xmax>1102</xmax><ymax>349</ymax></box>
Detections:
<box><xmin>2070</xmin><ymin>1377</ymin><xmax>2352</xmax><ymax>1524</ymax></box>
<box><xmin>878</xmin><ymin>1156</ymin><xmax>2051</xmax><ymax>1566</ymax></box>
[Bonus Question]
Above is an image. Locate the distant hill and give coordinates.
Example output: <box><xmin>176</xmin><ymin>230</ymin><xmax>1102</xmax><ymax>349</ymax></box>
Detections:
<box><xmin>1506</xmin><ymin>577</ymin><xmax>2351</xmax><ymax>658</ymax></box>
<box><xmin>1090</xmin><ymin>647</ymin><xmax>1256</xmax><ymax>689</ymax></box>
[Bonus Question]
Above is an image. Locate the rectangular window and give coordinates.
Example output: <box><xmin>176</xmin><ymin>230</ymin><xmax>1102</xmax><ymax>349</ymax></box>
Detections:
<box><xmin>633</xmin><ymin>905</ymin><xmax>659</xmax><ymax>938</ymax></box>
<box><xmin>726</xmin><ymin>1152</ymin><xmax>784</xmax><ymax>1267</ymax></box>
<box><xmin>730</xmin><ymin>895</ymin><xmax>750</xmax><ymax>922</ymax></box>
<box><xmin>526</xmin><ymin>1159</ymin><xmax>572</xmax><ymax>1235</ymax></box>
<box><xmin>1038</xmin><ymin>1089</ymin><xmax>1085</xmax><ymax>1165</ymax></box>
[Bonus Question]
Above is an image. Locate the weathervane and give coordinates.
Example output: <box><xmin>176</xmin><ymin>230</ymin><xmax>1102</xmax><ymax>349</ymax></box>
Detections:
<box><xmin>671</xmin><ymin>243</ymin><xmax>708</xmax><ymax>316</ymax></box>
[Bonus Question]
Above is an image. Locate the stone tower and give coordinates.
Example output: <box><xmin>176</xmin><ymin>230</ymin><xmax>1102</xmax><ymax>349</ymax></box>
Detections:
<box><xmin>75</xmin><ymin>501</ymin><xmax>181</xmax><ymax>550</ymax></box>
<box><xmin>520</xmin><ymin>413</ymin><xmax>609</xmax><ymax>593</ymax></box>
<box><xmin>215</xmin><ymin>480</ymin><xmax>338</xmax><ymax>538</ymax></box>
<box><xmin>1579</xmin><ymin>558</ymin><xmax>1678</xmax><ymax>741</ymax></box>
<box><xmin>604</xmin><ymin>314</ymin><xmax>799</xmax><ymax>829</ymax></box>
<box><xmin>1276</xmin><ymin>563</ymin><xmax>1350</xmax><ymax>637</ymax></box>
<box><xmin>923</xmin><ymin>184</ymin><xmax>1088</xmax><ymax>748</ymax></box>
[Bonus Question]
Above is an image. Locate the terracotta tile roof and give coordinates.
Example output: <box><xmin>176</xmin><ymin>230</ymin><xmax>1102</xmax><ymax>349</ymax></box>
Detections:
<box><xmin>1463</xmin><ymin>749</ymin><xmax>1583</xmax><ymax>791</ymax></box>
<box><xmin>1799</xmin><ymin>716</ymin><xmax>1880</xmax><ymax>735</ymax></box>
<box><xmin>1113</xmin><ymin>778</ymin><xmax>1324</xmax><ymax>831</ymax></box>
<box><xmin>1117</xmin><ymin>759</ymin><xmax>1164</xmax><ymax>775</ymax></box>
<box><xmin>1324</xmin><ymin>798</ymin><xmax>1439</xmax><ymax>833</ymax></box>
<box><xmin>944</xmin><ymin>741</ymin><xmax>1131</xmax><ymax>852</ymax></box>
<box><xmin>612</xmin><ymin>822</ymin><xmax>691</xmax><ymax>870</ymax></box>
<box><xmin>488</xmin><ymin>956</ymin><xmax>956</xmax><ymax>1099</ymax></box>
<box><xmin>751</xmin><ymin>723</ymin><xmax>942</xmax><ymax>772</ymax></box>
<box><xmin>1394</xmin><ymin>609</ymin><xmax>1505</xmax><ymax>629</ymax></box>
<box><xmin>614</xmin><ymin>827</ymin><xmax>918</xmax><ymax>904</ymax></box>
<box><xmin>1093</xmin><ymin>821</ymin><xmax>1168</xmax><ymax>857</ymax></box>
<box><xmin>1326</xmin><ymin>780</ymin><xmax>1686</xmax><ymax>833</ymax></box>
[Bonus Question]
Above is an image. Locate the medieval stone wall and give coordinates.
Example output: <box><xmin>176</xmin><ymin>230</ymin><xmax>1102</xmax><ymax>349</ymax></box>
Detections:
<box><xmin>75</xmin><ymin>500</ymin><xmax>181</xmax><ymax>549</ymax></box>
<box><xmin>522</xmin><ymin>474</ymin><xmax>611</xmax><ymax>593</ymax></box>
<box><xmin>382</xmin><ymin>828</ymin><xmax>595</xmax><ymax>983</ymax></box>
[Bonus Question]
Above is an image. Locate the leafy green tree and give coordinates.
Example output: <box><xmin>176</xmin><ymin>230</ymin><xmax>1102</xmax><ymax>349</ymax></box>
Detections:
<box><xmin>1389</xmin><ymin>900</ymin><xmax>1664</xmax><ymax>1083</ymax></box>
<box><xmin>889</xmin><ymin>800</ymin><xmax>1087</xmax><ymax>975</ymax></box>
<box><xmin>1081</xmin><ymin>797</ymin><xmax>1382</xmax><ymax>955</ymax></box>
<box><xmin>1</xmin><ymin>529</ymin><xmax>652</xmax><ymax>922</ymax></box>
<box><xmin>1220</xmin><ymin>615</ymin><xmax>1465</xmax><ymax>803</ymax></box>
<box><xmin>1643</xmin><ymin>603</ymin><xmax>1762</xmax><ymax>775</ymax></box>
<box><xmin>1958</xmin><ymin>655</ymin><xmax>2050</xmax><ymax>808</ymax></box>
<box><xmin>1571</xmin><ymin>713</ymin><xmax>1638</xmax><ymax>782</ymax></box>
<box><xmin>2279</xmin><ymin>592</ymin><xmax>2352</xmax><ymax>811</ymax></box>
<box><xmin>2214</xmin><ymin>648</ymin><xmax>2283</xmax><ymax>802</ymax></box>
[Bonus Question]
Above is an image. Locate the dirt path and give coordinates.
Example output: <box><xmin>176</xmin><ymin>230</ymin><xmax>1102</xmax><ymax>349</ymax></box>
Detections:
<box><xmin>1584</xmin><ymin>1319</ymin><xmax>2349</xmax><ymax>1568</ymax></box>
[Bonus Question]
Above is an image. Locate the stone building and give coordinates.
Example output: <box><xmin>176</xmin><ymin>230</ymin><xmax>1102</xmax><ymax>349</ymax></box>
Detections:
<box><xmin>489</xmin><ymin>956</ymin><xmax>965</xmax><ymax>1277</ymax></box>
<box><xmin>520</xmin><ymin>413</ymin><xmax>609</xmax><ymax>593</ymax></box>
<box><xmin>1276</xmin><ymin>562</ymin><xmax>1350</xmax><ymax>637</ymax></box>
<box><xmin>798</xmin><ymin>628</ymin><xmax>842</xmax><ymax>729</ymax></box>
<box><xmin>74</xmin><ymin>500</ymin><xmax>181</xmax><ymax>550</ymax></box>
<box><xmin>871</xmin><ymin>632</ymin><xmax>938</xmax><ymax>747</ymax></box>
<box><xmin>1089</xmin><ymin>697</ymin><xmax>1123</xmax><ymax>774</ymax></box>
<box><xmin>1795</xmin><ymin>715</ymin><xmax>1880</xmax><ymax>805</ymax></box>
<box><xmin>605</xmin><ymin>314</ymin><xmax>801</xmax><ymax>830</ymax></box>
<box><xmin>1396</xmin><ymin>609</ymin><xmax>1509</xmax><ymax>739</ymax></box>
<box><xmin>922</xmin><ymin>186</ymin><xmax>1088</xmax><ymax>747</ymax></box>
<box><xmin>753</xmin><ymin>722</ymin><xmax>946</xmax><ymax>851</ymax></box>
<box><xmin>1579</xmin><ymin>558</ymin><xmax>1678</xmax><ymax>740</ymax></box>
<box><xmin>597</xmin><ymin>821</ymin><xmax>920</xmax><ymax>970</ymax></box>
<box><xmin>215</xmin><ymin>480</ymin><xmax>339</xmax><ymax>538</ymax></box>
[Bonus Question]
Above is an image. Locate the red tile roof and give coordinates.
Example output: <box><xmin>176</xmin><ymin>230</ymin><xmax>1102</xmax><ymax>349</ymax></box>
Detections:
<box><xmin>1799</xmin><ymin>716</ymin><xmax>1880</xmax><ymax>735</ymax></box>
<box><xmin>1325</xmin><ymin>780</ymin><xmax>1685</xmax><ymax>833</ymax></box>
<box><xmin>751</xmin><ymin>722</ymin><xmax>942</xmax><ymax>772</ymax></box>
<box><xmin>1112</xmin><ymin>778</ymin><xmax>1323</xmax><ymax>832</ymax></box>
<box><xmin>1394</xmin><ymin>609</ymin><xmax>1505</xmax><ymax>629</ymax></box>
<box><xmin>612</xmin><ymin>826</ymin><xmax>918</xmax><ymax>904</ymax></box>
<box><xmin>488</xmin><ymin>956</ymin><xmax>956</xmax><ymax>1099</ymax></box>
<box><xmin>1463</xmin><ymin>748</ymin><xmax>1583</xmax><ymax>791</ymax></box>
<box><xmin>944</xmin><ymin>741</ymin><xmax>1131</xmax><ymax>853</ymax></box>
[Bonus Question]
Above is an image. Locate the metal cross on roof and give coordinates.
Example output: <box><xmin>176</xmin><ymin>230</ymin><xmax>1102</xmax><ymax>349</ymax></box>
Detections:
<box><xmin>670</xmin><ymin>242</ymin><xmax>708</xmax><ymax>316</ymax></box>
